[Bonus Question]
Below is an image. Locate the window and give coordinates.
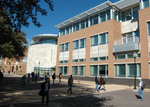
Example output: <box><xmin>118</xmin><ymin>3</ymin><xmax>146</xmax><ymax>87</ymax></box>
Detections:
<box><xmin>64</xmin><ymin>66</ymin><xmax>68</xmax><ymax>75</ymax></box>
<box><xmin>81</xmin><ymin>18</ymin><xmax>88</xmax><ymax>29</ymax></box>
<box><xmin>127</xmin><ymin>64</ymin><xmax>141</xmax><ymax>77</ymax></box>
<box><xmin>115</xmin><ymin>64</ymin><xmax>126</xmax><ymax>77</ymax></box>
<box><xmin>59</xmin><ymin>44</ymin><xmax>64</xmax><ymax>52</ymax></box>
<box><xmin>80</xmin><ymin>38</ymin><xmax>86</xmax><ymax>48</ymax></box>
<box><xmin>66</xmin><ymin>26</ymin><xmax>70</xmax><ymax>34</ymax></box>
<box><xmin>64</xmin><ymin>43</ymin><xmax>69</xmax><ymax>51</ymax></box>
<box><xmin>59</xmin><ymin>61</ymin><xmax>63</xmax><ymax>64</ymax></box>
<box><xmin>133</xmin><ymin>6</ymin><xmax>139</xmax><ymax>19</ymax></box>
<box><xmin>72</xmin><ymin>59</ymin><xmax>78</xmax><ymax>63</ymax></box>
<box><xmin>73</xmin><ymin>22</ymin><xmax>79</xmax><ymax>32</ymax></box>
<box><xmin>90</xmin><ymin>57</ymin><xmax>98</xmax><ymax>61</ymax></box>
<box><xmin>99</xmin><ymin>56</ymin><xmax>108</xmax><ymax>61</ymax></box>
<box><xmin>60</xmin><ymin>28</ymin><xmax>65</xmax><ymax>36</ymax></box>
<box><xmin>79</xmin><ymin>59</ymin><xmax>85</xmax><ymax>62</ymax></box>
<box><xmin>106</xmin><ymin>10</ymin><xmax>110</xmax><ymax>20</ymax></box>
<box><xmin>99</xmin><ymin>65</ymin><xmax>108</xmax><ymax>77</ymax></box>
<box><xmin>143</xmin><ymin>0</ymin><xmax>149</xmax><ymax>8</ymax></box>
<box><xmin>72</xmin><ymin>66</ymin><xmax>78</xmax><ymax>76</ymax></box>
<box><xmin>148</xmin><ymin>22</ymin><xmax>150</xmax><ymax>36</ymax></box>
<box><xmin>90</xmin><ymin>65</ymin><xmax>98</xmax><ymax>76</ymax></box>
<box><xmin>59</xmin><ymin>66</ymin><xmax>68</xmax><ymax>75</ymax></box>
<box><xmin>126</xmin><ymin>9</ymin><xmax>132</xmax><ymax>21</ymax></box>
<box><xmin>90</xmin><ymin>14</ymin><xmax>98</xmax><ymax>26</ymax></box>
<box><xmin>100</xmin><ymin>12</ymin><xmax>106</xmax><ymax>22</ymax></box>
<box><xmin>64</xmin><ymin>60</ymin><xmax>69</xmax><ymax>63</ymax></box>
<box><xmin>115</xmin><ymin>54</ymin><xmax>125</xmax><ymax>59</ymax></box>
<box><xmin>91</xmin><ymin>35</ymin><xmax>98</xmax><ymax>46</ymax></box>
<box><xmin>127</xmin><ymin>54</ymin><xmax>133</xmax><ymax>59</ymax></box>
<box><xmin>78</xmin><ymin>66</ymin><xmax>85</xmax><ymax>76</ymax></box>
<box><xmin>73</xmin><ymin>40</ymin><xmax>79</xmax><ymax>50</ymax></box>
<box><xmin>99</xmin><ymin>33</ymin><xmax>108</xmax><ymax>45</ymax></box>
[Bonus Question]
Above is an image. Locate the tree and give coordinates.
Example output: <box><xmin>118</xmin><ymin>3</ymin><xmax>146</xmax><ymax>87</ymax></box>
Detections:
<box><xmin>0</xmin><ymin>0</ymin><xmax>53</xmax><ymax>60</ymax></box>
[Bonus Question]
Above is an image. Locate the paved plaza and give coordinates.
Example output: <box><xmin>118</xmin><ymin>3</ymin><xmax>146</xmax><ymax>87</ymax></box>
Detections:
<box><xmin>0</xmin><ymin>74</ymin><xmax>150</xmax><ymax>107</ymax></box>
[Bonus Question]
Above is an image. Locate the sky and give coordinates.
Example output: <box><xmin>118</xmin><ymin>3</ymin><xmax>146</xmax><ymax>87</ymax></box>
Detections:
<box><xmin>22</xmin><ymin>0</ymin><xmax>119</xmax><ymax>43</ymax></box>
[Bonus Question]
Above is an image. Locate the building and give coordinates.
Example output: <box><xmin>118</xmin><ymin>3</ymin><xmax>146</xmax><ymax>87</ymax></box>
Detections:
<box><xmin>0</xmin><ymin>49</ymin><xmax>28</xmax><ymax>74</ymax></box>
<box><xmin>26</xmin><ymin>34</ymin><xmax>58</xmax><ymax>76</ymax></box>
<box><xmin>55</xmin><ymin>0</ymin><xmax>150</xmax><ymax>85</ymax></box>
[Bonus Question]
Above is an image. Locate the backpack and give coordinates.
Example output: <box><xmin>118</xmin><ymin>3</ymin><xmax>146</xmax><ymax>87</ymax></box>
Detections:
<box><xmin>141</xmin><ymin>82</ymin><xmax>145</xmax><ymax>91</ymax></box>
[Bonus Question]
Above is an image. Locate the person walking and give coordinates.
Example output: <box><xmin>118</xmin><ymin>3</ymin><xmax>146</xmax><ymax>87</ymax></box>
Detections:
<box><xmin>52</xmin><ymin>73</ymin><xmax>56</xmax><ymax>85</ymax></box>
<box><xmin>41</xmin><ymin>77</ymin><xmax>50</xmax><ymax>105</ymax></box>
<box><xmin>94</xmin><ymin>76</ymin><xmax>100</xmax><ymax>92</ymax></box>
<box><xmin>59</xmin><ymin>73</ymin><xmax>62</xmax><ymax>82</ymax></box>
<box><xmin>138</xmin><ymin>78</ymin><xmax>144</xmax><ymax>101</ymax></box>
<box><xmin>22</xmin><ymin>75</ymin><xmax>26</xmax><ymax>87</ymax></box>
<box><xmin>67</xmin><ymin>75</ymin><xmax>73</xmax><ymax>94</ymax></box>
<box><xmin>99</xmin><ymin>76</ymin><xmax>106</xmax><ymax>91</ymax></box>
<box><xmin>34</xmin><ymin>73</ymin><xmax>38</xmax><ymax>83</ymax></box>
<box><xmin>27</xmin><ymin>73</ymin><xmax>30</xmax><ymax>83</ymax></box>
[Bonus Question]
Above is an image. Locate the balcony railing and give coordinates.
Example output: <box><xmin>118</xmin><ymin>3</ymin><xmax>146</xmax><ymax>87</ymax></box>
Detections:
<box><xmin>113</xmin><ymin>36</ymin><xmax>140</xmax><ymax>53</ymax></box>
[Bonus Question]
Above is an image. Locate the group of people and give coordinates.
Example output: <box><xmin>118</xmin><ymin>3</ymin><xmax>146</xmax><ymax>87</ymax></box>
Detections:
<box><xmin>95</xmin><ymin>76</ymin><xmax>106</xmax><ymax>92</ymax></box>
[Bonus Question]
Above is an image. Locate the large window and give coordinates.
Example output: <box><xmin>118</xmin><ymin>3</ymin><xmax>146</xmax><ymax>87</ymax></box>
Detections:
<box><xmin>91</xmin><ymin>32</ymin><xmax>108</xmax><ymax>46</ymax></box>
<box><xmin>99</xmin><ymin>65</ymin><xmax>108</xmax><ymax>77</ymax></box>
<box><xmin>122</xmin><ymin>6</ymin><xmax>140</xmax><ymax>22</ymax></box>
<box><xmin>143</xmin><ymin>0</ymin><xmax>149</xmax><ymax>8</ymax></box>
<box><xmin>73</xmin><ymin>22</ymin><xmax>79</xmax><ymax>32</ymax></box>
<box><xmin>148</xmin><ymin>22</ymin><xmax>150</xmax><ymax>36</ymax></box>
<box><xmin>59</xmin><ymin>44</ymin><xmax>64</xmax><ymax>52</ymax></box>
<box><xmin>100</xmin><ymin>12</ymin><xmax>106</xmax><ymax>22</ymax></box>
<box><xmin>90</xmin><ymin>65</ymin><xmax>108</xmax><ymax>77</ymax></box>
<box><xmin>79</xmin><ymin>38</ymin><xmax>86</xmax><ymax>48</ymax></box>
<box><xmin>90</xmin><ymin>65</ymin><xmax>98</xmax><ymax>76</ymax></box>
<box><xmin>59</xmin><ymin>66</ymin><xmax>68</xmax><ymax>76</ymax></box>
<box><xmin>115</xmin><ymin>64</ymin><xmax>141</xmax><ymax>78</ymax></box>
<box><xmin>91</xmin><ymin>35</ymin><xmax>98</xmax><ymax>46</ymax></box>
<box><xmin>133</xmin><ymin>6</ymin><xmax>139</xmax><ymax>19</ymax></box>
<box><xmin>60</xmin><ymin>42</ymin><xmax>70</xmax><ymax>52</ymax></box>
<box><xmin>115</xmin><ymin>64</ymin><xmax>126</xmax><ymax>77</ymax></box>
<box><xmin>99</xmin><ymin>33</ymin><xmax>108</xmax><ymax>45</ymax></box>
<box><xmin>64</xmin><ymin>42</ymin><xmax>69</xmax><ymax>51</ymax></box>
<box><xmin>90</xmin><ymin>14</ymin><xmax>98</xmax><ymax>26</ymax></box>
<box><xmin>72</xmin><ymin>66</ymin><xmax>85</xmax><ymax>76</ymax></box>
<box><xmin>122</xmin><ymin>31</ymin><xmax>139</xmax><ymax>44</ymax></box>
<box><xmin>81</xmin><ymin>18</ymin><xmax>88</xmax><ymax>29</ymax></box>
<box><xmin>73</xmin><ymin>40</ymin><xmax>79</xmax><ymax>50</ymax></box>
<box><xmin>73</xmin><ymin>38</ymin><xmax>86</xmax><ymax>50</ymax></box>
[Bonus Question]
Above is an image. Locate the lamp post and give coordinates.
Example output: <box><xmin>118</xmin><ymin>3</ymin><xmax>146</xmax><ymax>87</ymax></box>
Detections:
<box><xmin>133</xmin><ymin>52</ymin><xmax>137</xmax><ymax>90</ymax></box>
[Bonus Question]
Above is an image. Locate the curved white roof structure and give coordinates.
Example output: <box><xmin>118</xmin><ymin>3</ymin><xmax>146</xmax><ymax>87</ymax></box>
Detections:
<box><xmin>32</xmin><ymin>34</ymin><xmax>58</xmax><ymax>43</ymax></box>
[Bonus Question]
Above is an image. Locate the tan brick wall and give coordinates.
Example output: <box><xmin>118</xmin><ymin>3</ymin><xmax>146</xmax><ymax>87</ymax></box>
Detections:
<box><xmin>139</xmin><ymin>7</ymin><xmax>150</xmax><ymax>79</ymax></box>
<box><xmin>56</xmin><ymin>19</ymin><xmax>122</xmax><ymax>77</ymax></box>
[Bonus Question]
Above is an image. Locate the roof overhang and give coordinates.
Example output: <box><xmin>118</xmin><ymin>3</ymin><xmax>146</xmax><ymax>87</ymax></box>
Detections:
<box><xmin>32</xmin><ymin>34</ymin><xmax>58</xmax><ymax>43</ymax></box>
<box><xmin>55</xmin><ymin>1</ymin><xmax>113</xmax><ymax>29</ymax></box>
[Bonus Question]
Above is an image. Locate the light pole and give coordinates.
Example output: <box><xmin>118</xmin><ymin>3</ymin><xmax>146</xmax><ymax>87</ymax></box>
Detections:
<box><xmin>133</xmin><ymin>52</ymin><xmax>137</xmax><ymax>90</ymax></box>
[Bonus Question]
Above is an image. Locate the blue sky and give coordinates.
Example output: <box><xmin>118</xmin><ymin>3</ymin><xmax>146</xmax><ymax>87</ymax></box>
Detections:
<box><xmin>22</xmin><ymin>0</ymin><xmax>119</xmax><ymax>43</ymax></box>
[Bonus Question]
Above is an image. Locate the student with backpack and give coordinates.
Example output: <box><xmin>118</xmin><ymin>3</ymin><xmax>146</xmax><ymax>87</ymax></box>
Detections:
<box><xmin>138</xmin><ymin>78</ymin><xmax>144</xmax><ymax>101</ymax></box>
<box><xmin>59</xmin><ymin>73</ymin><xmax>62</xmax><ymax>82</ymax></box>
<box><xmin>40</xmin><ymin>77</ymin><xmax>50</xmax><ymax>105</ymax></box>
